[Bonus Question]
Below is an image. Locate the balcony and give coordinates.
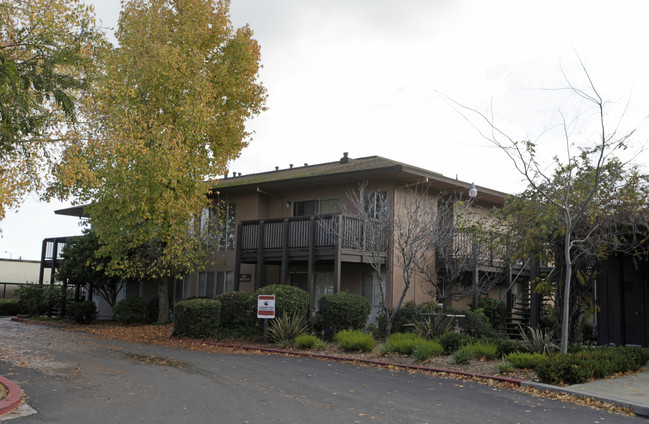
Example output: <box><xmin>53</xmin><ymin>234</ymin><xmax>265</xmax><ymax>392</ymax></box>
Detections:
<box><xmin>237</xmin><ymin>214</ymin><xmax>388</xmax><ymax>265</ymax></box>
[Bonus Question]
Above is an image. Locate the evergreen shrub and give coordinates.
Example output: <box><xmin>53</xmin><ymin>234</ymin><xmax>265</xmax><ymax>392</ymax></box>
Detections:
<box><xmin>252</xmin><ymin>285</ymin><xmax>309</xmax><ymax>320</ymax></box>
<box><xmin>506</xmin><ymin>352</ymin><xmax>545</xmax><ymax>369</ymax></box>
<box><xmin>173</xmin><ymin>299</ymin><xmax>221</xmax><ymax>339</ymax></box>
<box><xmin>463</xmin><ymin>309</ymin><xmax>502</xmax><ymax>339</ymax></box>
<box><xmin>16</xmin><ymin>283</ymin><xmax>61</xmax><ymax>316</ymax></box>
<box><xmin>113</xmin><ymin>297</ymin><xmax>150</xmax><ymax>324</ymax></box>
<box><xmin>412</xmin><ymin>340</ymin><xmax>444</xmax><ymax>361</ymax></box>
<box><xmin>216</xmin><ymin>291</ymin><xmax>256</xmax><ymax>334</ymax></box>
<box><xmin>0</xmin><ymin>299</ymin><xmax>24</xmax><ymax>316</ymax></box>
<box><xmin>295</xmin><ymin>334</ymin><xmax>320</xmax><ymax>349</ymax></box>
<box><xmin>439</xmin><ymin>332</ymin><xmax>475</xmax><ymax>354</ymax></box>
<box><xmin>535</xmin><ymin>353</ymin><xmax>594</xmax><ymax>385</ymax></box>
<box><xmin>335</xmin><ymin>329</ymin><xmax>375</xmax><ymax>352</ymax></box>
<box><xmin>318</xmin><ymin>292</ymin><xmax>371</xmax><ymax>334</ymax></box>
<box><xmin>67</xmin><ymin>301</ymin><xmax>97</xmax><ymax>324</ymax></box>
<box><xmin>386</xmin><ymin>332</ymin><xmax>426</xmax><ymax>355</ymax></box>
<box><xmin>461</xmin><ymin>341</ymin><xmax>499</xmax><ymax>360</ymax></box>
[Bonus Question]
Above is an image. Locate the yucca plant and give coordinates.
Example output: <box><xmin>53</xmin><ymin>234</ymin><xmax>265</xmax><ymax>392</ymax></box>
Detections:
<box><xmin>406</xmin><ymin>314</ymin><xmax>455</xmax><ymax>340</ymax></box>
<box><xmin>268</xmin><ymin>312</ymin><xmax>308</xmax><ymax>344</ymax></box>
<box><xmin>518</xmin><ymin>324</ymin><xmax>558</xmax><ymax>354</ymax></box>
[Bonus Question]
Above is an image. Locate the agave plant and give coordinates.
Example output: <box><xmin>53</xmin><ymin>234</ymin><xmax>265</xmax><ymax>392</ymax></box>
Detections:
<box><xmin>518</xmin><ymin>324</ymin><xmax>558</xmax><ymax>354</ymax></box>
<box><xmin>407</xmin><ymin>314</ymin><xmax>455</xmax><ymax>340</ymax></box>
<box><xmin>268</xmin><ymin>312</ymin><xmax>309</xmax><ymax>344</ymax></box>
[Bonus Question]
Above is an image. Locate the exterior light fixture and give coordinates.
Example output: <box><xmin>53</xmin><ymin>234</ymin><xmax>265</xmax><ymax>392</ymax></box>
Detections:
<box><xmin>468</xmin><ymin>182</ymin><xmax>477</xmax><ymax>198</ymax></box>
<box><xmin>286</xmin><ymin>202</ymin><xmax>291</xmax><ymax>209</ymax></box>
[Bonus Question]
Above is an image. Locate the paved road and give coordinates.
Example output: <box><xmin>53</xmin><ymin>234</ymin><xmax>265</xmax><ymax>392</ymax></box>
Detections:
<box><xmin>0</xmin><ymin>318</ymin><xmax>643</xmax><ymax>423</ymax></box>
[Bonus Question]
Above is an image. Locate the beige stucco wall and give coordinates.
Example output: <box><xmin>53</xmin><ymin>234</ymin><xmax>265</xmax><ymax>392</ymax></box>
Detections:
<box><xmin>0</xmin><ymin>259</ymin><xmax>51</xmax><ymax>298</ymax></box>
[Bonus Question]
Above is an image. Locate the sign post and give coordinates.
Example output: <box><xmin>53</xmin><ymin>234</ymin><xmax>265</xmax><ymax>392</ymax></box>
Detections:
<box><xmin>257</xmin><ymin>295</ymin><xmax>276</xmax><ymax>343</ymax></box>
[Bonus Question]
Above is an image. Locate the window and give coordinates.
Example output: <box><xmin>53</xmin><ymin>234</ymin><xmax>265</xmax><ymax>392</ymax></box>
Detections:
<box><xmin>292</xmin><ymin>198</ymin><xmax>339</xmax><ymax>216</ymax></box>
<box><xmin>202</xmin><ymin>203</ymin><xmax>237</xmax><ymax>250</ymax></box>
<box><xmin>363</xmin><ymin>191</ymin><xmax>388</xmax><ymax>219</ymax></box>
<box><xmin>198</xmin><ymin>271</ymin><xmax>215</xmax><ymax>298</ymax></box>
<box><xmin>215</xmin><ymin>271</ymin><xmax>234</xmax><ymax>295</ymax></box>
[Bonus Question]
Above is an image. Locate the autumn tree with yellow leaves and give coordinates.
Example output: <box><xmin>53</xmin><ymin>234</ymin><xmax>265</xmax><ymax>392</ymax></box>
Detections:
<box><xmin>0</xmin><ymin>0</ymin><xmax>107</xmax><ymax>223</ymax></box>
<box><xmin>50</xmin><ymin>0</ymin><xmax>267</xmax><ymax>321</ymax></box>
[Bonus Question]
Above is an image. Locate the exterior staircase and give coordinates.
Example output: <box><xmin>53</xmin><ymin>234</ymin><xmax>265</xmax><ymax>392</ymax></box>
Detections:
<box><xmin>500</xmin><ymin>289</ymin><xmax>531</xmax><ymax>339</ymax></box>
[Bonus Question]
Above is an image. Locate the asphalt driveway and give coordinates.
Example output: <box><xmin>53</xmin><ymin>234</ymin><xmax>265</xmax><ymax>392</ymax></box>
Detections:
<box><xmin>0</xmin><ymin>318</ymin><xmax>643</xmax><ymax>423</ymax></box>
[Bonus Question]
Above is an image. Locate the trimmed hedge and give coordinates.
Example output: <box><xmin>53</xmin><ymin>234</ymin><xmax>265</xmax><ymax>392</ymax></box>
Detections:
<box><xmin>67</xmin><ymin>301</ymin><xmax>97</xmax><ymax>324</ymax></box>
<box><xmin>173</xmin><ymin>299</ymin><xmax>221</xmax><ymax>339</ymax></box>
<box><xmin>319</xmin><ymin>292</ymin><xmax>371</xmax><ymax>334</ymax></box>
<box><xmin>0</xmin><ymin>298</ymin><xmax>24</xmax><ymax>316</ymax></box>
<box><xmin>216</xmin><ymin>291</ymin><xmax>255</xmax><ymax>330</ymax></box>
<box><xmin>506</xmin><ymin>352</ymin><xmax>545</xmax><ymax>369</ymax></box>
<box><xmin>252</xmin><ymin>285</ymin><xmax>309</xmax><ymax>319</ymax></box>
<box><xmin>534</xmin><ymin>346</ymin><xmax>649</xmax><ymax>385</ymax></box>
<box><xmin>113</xmin><ymin>297</ymin><xmax>150</xmax><ymax>324</ymax></box>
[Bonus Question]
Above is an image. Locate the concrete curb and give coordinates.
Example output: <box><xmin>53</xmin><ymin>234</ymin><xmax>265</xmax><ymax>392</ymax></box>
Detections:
<box><xmin>0</xmin><ymin>376</ymin><xmax>22</xmax><ymax>416</ymax></box>
<box><xmin>521</xmin><ymin>381</ymin><xmax>649</xmax><ymax>418</ymax></box>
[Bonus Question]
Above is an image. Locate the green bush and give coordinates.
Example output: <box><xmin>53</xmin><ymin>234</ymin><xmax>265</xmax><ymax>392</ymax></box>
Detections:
<box><xmin>0</xmin><ymin>299</ymin><xmax>25</xmax><ymax>316</ymax></box>
<box><xmin>318</xmin><ymin>292</ymin><xmax>371</xmax><ymax>334</ymax></box>
<box><xmin>506</xmin><ymin>352</ymin><xmax>546</xmax><ymax>369</ymax></box>
<box><xmin>412</xmin><ymin>340</ymin><xmax>444</xmax><ymax>361</ymax></box>
<box><xmin>335</xmin><ymin>329</ymin><xmax>375</xmax><ymax>352</ymax></box>
<box><xmin>386</xmin><ymin>332</ymin><xmax>426</xmax><ymax>355</ymax></box>
<box><xmin>519</xmin><ymin>325</ymin><xmax>557</xmax><ymax>354</ymax></box>
<box><xmin>478</xmin><ymin>297</ymin><xmax>506</xmax><ymax>329</ymax></box>
<box><xmin>535</xmin><ymin>353</ymin><xmax>595</xmax><ymax>385</ymax></box>
<box><xmin>173</xmin><ymin>299</ymin><xmax>221</xmax><ymax>339</ymax></box>
<box><xmin>463</xmin><ymin>309</ymin><xmax>502</xmax><ymax>339</ymax></box>
<box><xmin>16</xmin><ymin>283</ymin><xmax>62</xmax><ymax>316</ymax></box>
<box><xmin>379</xmin><ymin>301</ymin><xmax>440</xmax><ymax>335</ymax></box>
<box><xmin>67</xmin><ymin>301</ymin><xmax>97</xmax><ymax>324</ymax></box>
<box><xmin>586</xmin><ymin>346</ymin><xmax>649</xmax><ymax>378</ymax></box>
<box><xmin>494</xmin><ymin>361</ymin><xmax>514</xmax><ymax>374</ymax></box>
<box><xmin>485</xmin><ymin>337</ymin><xmax>522</xmax><ymax>357</ymax></box>
<box><xmin>439</xmin><ymin>332</ymin><xmax>475</xmax><ymax>354</ymax></box>
<box><xmin>407</xmin><ymin>314</ymin><xmax>455</xmax><ymax>340</ymax></box>
<box><xmin>217</xmin><ymin>291</ymin><xmax>255</xmax><ymax>326</ymax></box>
<box><xmin>252</xmin><ymin>285</ymin><xmax>309</xmax><ymax>320</ymax></box>
<box><xmin>452</xmin><ymin>348</ymin><xmax>474</xmax><ymax>364</ymax></box>
<box><xmin>461</xmin><ymin>341</ymin><xmax>499</xmax><ymax>360</ymax></box>
<box><xmin>534</xmin><ymin>346</ymin><xmax>649</xmax><ymax>385</ymax></box>
<box><xmin>295</xmin><ymin>334</ymin><xmax>320</xmax><ymax>349</ymax></box>
<box><xmin>268</xmin><ymin>312</ymin><xmax>308</xmax><ymax>344</ymax></box>
<box><xmin>113</xmin><ymin>297</ymin><xmax>150</xmax><ymax>324</ymax></box>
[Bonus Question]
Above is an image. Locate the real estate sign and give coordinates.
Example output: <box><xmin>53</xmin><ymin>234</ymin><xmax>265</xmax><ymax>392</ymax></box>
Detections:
<box><xmin>257</xmin><ymin>295</ymin><xmax>275</xmax><ymax>319</ymax></box>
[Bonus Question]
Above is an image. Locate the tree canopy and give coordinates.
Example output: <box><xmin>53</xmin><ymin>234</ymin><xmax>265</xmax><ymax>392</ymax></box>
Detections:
<box><xmin>48</xmin><ymin>0</ymin><xmax>267</xmax><ymax>321</ymax></box>
<box><xmin>0</xmin><ymin>0</ymin><xmax>107</xmax><ymax>222</ymax></box>
<box><xmin>56</xmin><ymin>230</ymin><xmax>126</xmax><ymax>309</ymax></box>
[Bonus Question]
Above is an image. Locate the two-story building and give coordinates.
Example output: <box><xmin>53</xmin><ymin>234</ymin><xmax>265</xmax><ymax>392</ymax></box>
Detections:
<box><xmin>177</xmin><ymin>153</ymin><xmax>508</xmax><ymax>318</ymax></box>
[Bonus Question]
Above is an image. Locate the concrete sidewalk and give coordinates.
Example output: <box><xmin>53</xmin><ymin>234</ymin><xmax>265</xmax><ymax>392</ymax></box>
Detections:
<box><xmin>523</xmin><ymin>366</ymin><xmax>649</xmax><ymax>418</ymax></box>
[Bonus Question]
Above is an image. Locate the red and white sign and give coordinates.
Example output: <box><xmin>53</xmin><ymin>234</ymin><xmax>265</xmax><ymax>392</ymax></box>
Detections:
<box><xmin>257</xmin><ymin>295</ymin><xmax>276</xmax><ymax>319</ymax></box>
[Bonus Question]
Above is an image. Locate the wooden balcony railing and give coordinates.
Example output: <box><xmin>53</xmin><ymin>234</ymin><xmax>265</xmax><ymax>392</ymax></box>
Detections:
<box><xmin>239</xmin><ymin>214</ymin><xmax>387</xmax><ymax>253</ymax></box>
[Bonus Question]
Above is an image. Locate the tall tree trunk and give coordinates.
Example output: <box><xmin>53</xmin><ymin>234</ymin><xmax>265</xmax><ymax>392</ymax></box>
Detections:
<box><xmin>158</xmin><ymin>277</ymin><xmax>170</xmax><ymax>323</ymax></box>
<box><xmin>560</xmin><ymin>231</ymin><xmax>572</xmax><ymax>354</ymax></box>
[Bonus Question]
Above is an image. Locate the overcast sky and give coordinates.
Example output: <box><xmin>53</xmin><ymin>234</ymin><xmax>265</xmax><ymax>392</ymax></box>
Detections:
<box><xmin>2</xmin><ymin>0</ymin><xmax>648</xmax><ymax>261</ymax></box>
